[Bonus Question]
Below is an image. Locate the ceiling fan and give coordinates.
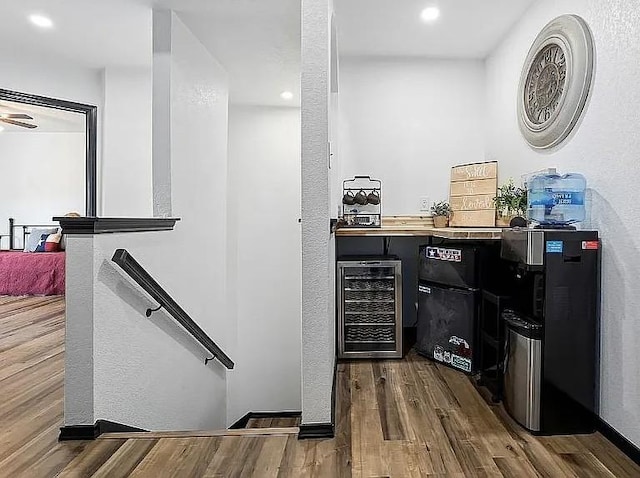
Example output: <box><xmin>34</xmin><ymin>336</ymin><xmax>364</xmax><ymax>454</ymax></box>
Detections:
<box><xmin>0</xmin><ymin>113</ymin><xmax>37</xmax><ymax>129</ymax></box>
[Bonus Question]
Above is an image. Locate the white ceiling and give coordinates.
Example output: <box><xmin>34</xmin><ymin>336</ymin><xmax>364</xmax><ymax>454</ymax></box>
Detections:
<box><xmin>0</xmin><ymin>101</ymin><xmax>85</xmax><ymax>133</ymax></box>
<box><xmin>0</xmin><ymin>0</ymin><xmax>152</xmax><ymax>69</ymax></box>
<box><xmin>0</xmin><ymin>0</ymin><xmax>534</xmax><ymax>106</ymax></box>
<box><xmin>335</xmin><ymin>0</ymin><xmax>537</xmax><ymax>59</ymax></box>
<box><xmin>170</xmin><ymin>0</ymin><xmax>301</xmax><ymax>107</ymax></box>
<box><xmin>0</xmin><ymin>0</ymin><xmax>299</xmax><ymax>106</ymax></box>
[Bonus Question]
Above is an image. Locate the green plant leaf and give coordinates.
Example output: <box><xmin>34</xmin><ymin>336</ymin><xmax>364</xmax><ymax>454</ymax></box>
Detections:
<box><xmin>494</xmin><ymin>178</ymin><xmax>527</xmax><ymax>216</ymax></box>
<box><xmin>430</xmin><ymin>200</ymin><xmax>451</xmax><ymax>218</ymax></box>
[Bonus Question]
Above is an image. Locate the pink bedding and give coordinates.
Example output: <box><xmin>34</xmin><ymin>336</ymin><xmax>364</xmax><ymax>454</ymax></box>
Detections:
<box><xmin>0</xmin><ymin>251</ymin><xmax>65</xmax><ymax>296</ymax></box>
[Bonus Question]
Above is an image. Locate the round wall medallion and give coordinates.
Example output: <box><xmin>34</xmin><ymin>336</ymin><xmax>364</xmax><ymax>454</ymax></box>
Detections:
<box><xmin>518</xmin><ymin>15</ymin><xmax>595</xmax><ymax>150</ymax></box>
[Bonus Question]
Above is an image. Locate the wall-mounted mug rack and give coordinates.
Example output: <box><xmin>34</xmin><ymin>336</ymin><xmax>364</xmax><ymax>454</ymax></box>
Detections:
<box><xmin>342</xmin><ymin>176</ymin><xmax>382</xmax><ymax>228</ymax></box>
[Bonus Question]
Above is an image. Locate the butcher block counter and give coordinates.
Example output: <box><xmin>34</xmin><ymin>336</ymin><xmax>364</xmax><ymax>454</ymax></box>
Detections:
<box><xmin>335</xmin><ymin>216</ymin><xmax>503</xmax><ymax>239</ymax></box>
<box><xmin>335</xmin><ymin>216</ymin><xmax>503</xmax><ymax>330</ymax></box>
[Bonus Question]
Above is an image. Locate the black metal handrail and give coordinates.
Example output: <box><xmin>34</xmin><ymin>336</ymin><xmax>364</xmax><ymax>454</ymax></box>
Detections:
<box><xmin>112</xmin><ymin>249</ymin><xmax>234</xmax><ymax>369</ymax></box>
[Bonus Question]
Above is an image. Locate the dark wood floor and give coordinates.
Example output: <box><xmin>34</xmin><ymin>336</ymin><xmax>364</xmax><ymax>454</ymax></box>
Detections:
<box><xmin>0</xmin><ymin>296</ymin><xmax>88</xmax><ymax>477</ymax></box>
<box><xmin>59</xmin><ymin>354</ymin><xmax>640</xmax><ymax>477</ymax></box>
<box><xmin>4</xmin><ymin>296</ymin><xmax>639</xmax><ymax>477</ymax></box>
<box><xmin>246</xmin><ymin>416</ymin><xmax>301</xmax><ymax>428</ymax></box>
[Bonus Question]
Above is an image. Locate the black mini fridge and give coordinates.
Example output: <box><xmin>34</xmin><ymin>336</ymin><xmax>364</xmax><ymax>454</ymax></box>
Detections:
<box><xmin>417</xmin><ymin>283</ymin><xmax>477</xmax><ymax>372</ymax></box>
<box><xmin>416</xmin><ymin>243</ymin><xmax>500</xmax><ymax>374</ymax></box>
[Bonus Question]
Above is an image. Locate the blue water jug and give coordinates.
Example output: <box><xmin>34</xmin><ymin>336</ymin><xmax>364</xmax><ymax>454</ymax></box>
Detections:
<box><xmin>527</xmin><ymin>173</ymin><xmax>586</xmax><ymax>225</ymax></box>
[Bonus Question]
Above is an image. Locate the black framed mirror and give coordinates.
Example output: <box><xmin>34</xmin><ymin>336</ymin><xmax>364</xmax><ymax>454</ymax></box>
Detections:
<box><xmin>0</xmin><ymin>88</ymin><xmax>98</xmax><ymax>216</ymax></box>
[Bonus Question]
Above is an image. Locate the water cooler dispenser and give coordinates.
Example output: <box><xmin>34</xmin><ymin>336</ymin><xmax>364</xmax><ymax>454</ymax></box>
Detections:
<box><xmin>527</xmin><ymin>172</ymin><xmax>587</xmax><ymax>226</ymax></box>
<box><xmin>501</xmin><ymin>228</ymin><xmax>600</xmax><ymax>434</ymax></box>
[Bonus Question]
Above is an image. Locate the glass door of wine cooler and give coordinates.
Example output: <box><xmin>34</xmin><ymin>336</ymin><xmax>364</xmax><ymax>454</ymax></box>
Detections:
<box><xmin>338</xmin><ymin>259</ymin><xmax>402</xmax><ymax>359</ymax></box>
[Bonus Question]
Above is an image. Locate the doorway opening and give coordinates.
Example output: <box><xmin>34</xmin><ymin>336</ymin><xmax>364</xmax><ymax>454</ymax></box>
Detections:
<box><xmin>0</xmin><ymin>88</ymin><xmax>98</xmax><ymax>466</ymax></box>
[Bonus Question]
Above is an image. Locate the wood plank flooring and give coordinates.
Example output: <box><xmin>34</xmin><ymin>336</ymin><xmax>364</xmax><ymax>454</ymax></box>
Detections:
<box><xmin>58</xmin><ymin>352</ymin><xmax>640</xmax><ymax>477</ymax></box>
<box><xmin>4</xmin><ymin>295</ymin><xmax>639</xmax><ymax>477</ymax></box>
<box><xmin>246</xmin><ymin>416</ymin><xmax>301</xmax><ymax>429</ymax></box>
<box><xmin>0</xmin><ymin>295</ymin><xmax>89</xmax><ymax>478</ymax></box>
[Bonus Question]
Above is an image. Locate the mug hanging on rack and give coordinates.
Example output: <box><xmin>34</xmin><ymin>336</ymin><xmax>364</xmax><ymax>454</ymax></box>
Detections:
<box><xmin>342</xmin><ymin>191</ymin><xmax>356</xmax><ymax>205</ymax></box>
<box><xmin>354</xmin><ymin>189</ymin><xmax>368</xmax><ymax>205</ymax></box>
<box><xmin>366</xmin><ymin>190</ymin><xmax>380</xmax><ymax>205</ymax></box>
<box><xmin>341</xmin><ymin>175</ymin><xmax>382</xmax><ymax>228</ymax></box>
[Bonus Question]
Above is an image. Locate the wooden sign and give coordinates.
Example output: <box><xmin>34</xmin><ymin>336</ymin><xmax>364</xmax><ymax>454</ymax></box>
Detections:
<box><xmin>449</xmin><ymin>161</ymin><xmax>497</xmax><ymax>227</ymax></box>
<box><xmin>451</xmin><ymin>161</ymin><xmax>498</xmax><ymax>182</ymax></box>
<box><xmin>450</xmin><ymin>210</ymin><xmax>496</xmax><ymax>227</ymax></box>
<box><xmin>450</xmin><ymin>179</ymin><xmax>497</xmax><ymax>197</ymax></box>
<box><xmin>450</xmin><ymin>194</ymin><xmax>495</xmax><ymax>211</ymax></box>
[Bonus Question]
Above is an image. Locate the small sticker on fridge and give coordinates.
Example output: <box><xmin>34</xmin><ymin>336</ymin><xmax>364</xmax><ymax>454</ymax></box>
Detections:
<box><xmin>433</xmin><ymin>346</ymin><xmax>444</xmax><ymax>362</ymax></box>
<box><xmin>582</xmin><ymin>240</ymin><xmax>599</xmax><ymax>250</ymax></box>
<box><xmin>426</xmin><ymin>247</ymin><xmax>462</xmax><ymax>262</ymax></box>
<box><xmin>449</xmin><ymin>336</ymin><xmax>470</xmax><ymax>349</ymax></box>
<box><xmin>443</xmin><ymin>351</ymin><xmax>452</xmax><ymax>363</ymax></box>
<box><xmin>451</xmin><ymin>354</ymin><xmax>472</xmax><ymax>373</ymax></box>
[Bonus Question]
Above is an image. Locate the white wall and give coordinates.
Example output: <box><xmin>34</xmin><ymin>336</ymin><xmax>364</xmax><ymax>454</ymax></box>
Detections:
<box><xmin>65</xmin><ymin>11</ymin><xmax>232</xmax><ymax>430</ymax></box>
<box><xmin>0</xmin><ymin>132</ymin><xmax>85</xmax><ymax>230</ymax></box>
<box><xmin>0</xmin><ymin>49</ymin><xmax>155</xmax><ymax>220</ymax></box>
<box><xmin>0</xmin><ymin>50</ymin><xmax>155</xmax><ymax>220</ymax></box>
<box><xmin>301</xmin><ymin>0</ymin><xmax>335</xmax><ymax>426</ymax></box>
<box><xmin>226</xmin><ymin>105</ymin><xmax>301</xmax><ymax>424</ymax></box>
<box><xmin>0</xmin><ymin>50</ymin><xmax>103</xmax><ymax>108</ymax></box>
<box><xmin>338</xmin><ymin>57</ymin><xmax>486</xmax><ymax>215</ymax></box>
<box><xmin>102</xmin><ymin>67</ymin><xmax>153</xmax><ymax>217</ymax></box>
<box><xmin>64</xmin><ymin>235</ymin><xmax>95</xmax><ymax>426</ymax></box>
<box><xmin>329</xmin><ymin>15</ymin><xmax>342</xmax><ymax>218</ymax></box>
<box><xmin>0</xmin><ymin>51</ymin><xmax>104</xmax><ymax>217</ymax></box>
<box><xmin>486</xmin><ymin>0</ymin><xmax>640</xmax><ymax>447</ymax></box>
<box><xmin>329</xmin><ymin>91</ymin><xmax>342</xmax><ymax>218</ymax></box>
<box><xmin>92</xmin><ymin>232</ymin><xmax>229</xmax><ymax>430</ymax></box>
<box><xmin>152</xmin><ymin>11</ymin><xmax>230</xmax><ymax>428</ymax></box>
<box><xmin>64</xmin><ymin>232</ymin><xmax>230</xmax><ymax>430</ymax></box>
<box><xmin>152</xmin><ymin>10</ymin><xmax>173</xmax><ymax>218</ymax></box>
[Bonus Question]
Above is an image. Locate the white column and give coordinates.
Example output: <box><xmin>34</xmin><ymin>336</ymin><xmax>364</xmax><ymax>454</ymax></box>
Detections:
<box><xmin>301</xmin><ymin>0</ymin><xmax>335</xmax><ymax>426</ymax></box>
<box><xmin>152</xmin><ymin>10</ymin><xmax>173</xmax><ymax>217</ymax></box>
<box><xmin>64</xmin><ymin>235</ymin><xmax>95</xmax><ymax>425</ymax></box>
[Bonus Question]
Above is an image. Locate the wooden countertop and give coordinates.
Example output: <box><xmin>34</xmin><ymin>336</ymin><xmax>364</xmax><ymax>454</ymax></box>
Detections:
<box><xmin>335</xmin><ymin>216</ymin><xmax>503</xmax><ymax>239</ymax></box>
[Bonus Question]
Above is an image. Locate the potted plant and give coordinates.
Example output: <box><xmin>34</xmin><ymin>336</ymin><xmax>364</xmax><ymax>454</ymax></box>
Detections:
<box><xmin>430</xmin><ymin>201</ymin><xmax>451</xmax><ymax>228</ymax></box>
<box><xmin>494</xmin><ymin>179</ymin><xmax>527</xmax><ymax>227</ymax></box>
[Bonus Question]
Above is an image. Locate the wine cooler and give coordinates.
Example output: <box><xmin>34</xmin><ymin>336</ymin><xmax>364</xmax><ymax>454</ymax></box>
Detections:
<box><xmin>337</xmin><ymin>258</ymin><xmax>402</xmax><ymax>359</ymax></box>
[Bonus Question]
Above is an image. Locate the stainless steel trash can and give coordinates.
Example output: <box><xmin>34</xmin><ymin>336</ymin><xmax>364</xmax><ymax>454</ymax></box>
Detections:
<box><xmin>503</xmin><ymin>311</ymin><xmax>543</xmax><ymax>432</ymax></box>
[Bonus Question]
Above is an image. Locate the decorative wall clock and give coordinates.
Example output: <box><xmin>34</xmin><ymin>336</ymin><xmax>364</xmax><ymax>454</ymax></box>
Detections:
<box><xmin>518</xmin><ymin>15</ymin><xmax>595</xmax><ymax>150</ymax></box>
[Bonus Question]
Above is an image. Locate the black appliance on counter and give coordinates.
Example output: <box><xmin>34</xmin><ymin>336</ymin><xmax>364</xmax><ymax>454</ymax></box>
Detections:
<box><xmin>501</xmin><ymin>228</ymin><xmax>600</xmax><ymax>434</ymax></box>
<box><xmin>416</xmin><ymin>243</ymin><xmax>501</xmax><ymax>374</ymax></box>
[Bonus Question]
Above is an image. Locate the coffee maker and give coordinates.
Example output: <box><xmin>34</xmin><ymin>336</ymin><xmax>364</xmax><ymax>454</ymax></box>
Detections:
<box><xmin>501</xmin><ymin>228</ymin><xmax>600</xmax><ymax>434</ymax></box>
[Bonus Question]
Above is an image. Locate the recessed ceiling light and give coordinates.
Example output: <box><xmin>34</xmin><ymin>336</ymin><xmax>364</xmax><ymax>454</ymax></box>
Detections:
<box><xmin>29</xmin><ymin>14</ymin><xmax>54</xmax><ymax>29</ymax></box>
<box><xmin>280</xmin><ymin>91</ymin><xmax>294</xmax><ymax>100</ymax></box>
<box><xmin>0</xmin><ymin>126</ymin><xmax>5</xmax><ymax>132</ymax></box>
<box><xmin>420</xmin><ymin>6</ymin><xmax>440</xmax><ymax>23</ymax></box>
